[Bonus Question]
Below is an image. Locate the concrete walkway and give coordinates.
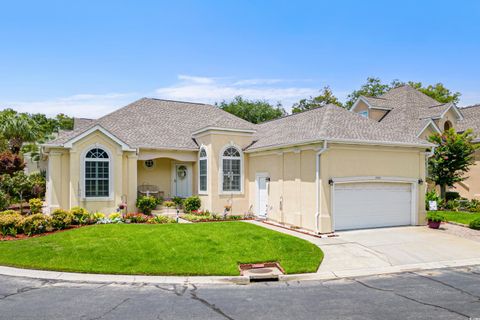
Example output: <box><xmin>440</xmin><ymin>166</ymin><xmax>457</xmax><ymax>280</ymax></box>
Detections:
<box><xmin>1</xmin><ymin>221</ymin><xmax>479</xmax><ymax>284</ymax></box>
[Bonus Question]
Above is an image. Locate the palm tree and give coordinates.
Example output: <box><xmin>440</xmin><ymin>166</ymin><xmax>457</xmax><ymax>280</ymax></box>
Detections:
<box><xmin>0</xmin><ymin>113</ymin><xmax>39</xmax><ymax>154</ymax></box>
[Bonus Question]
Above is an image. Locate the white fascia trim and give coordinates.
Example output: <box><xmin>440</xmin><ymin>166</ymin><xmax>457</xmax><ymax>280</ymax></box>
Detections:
<box><xmin>192</xmin><ymin>126</ymin><xmax>257</xmax><ymax>136</ymax></box>
<box><xmin>443</xmin><ymin>104</ymin><xmax>464</xmax><ymax>120</ymax></box>
<box><xmin>246</xmin><ymin>138</ymin><xmax>434</xmax><ymax>153</ymax></box>
<box><xmin>417</xmin><ymin>119</ymin><xmax>441</xmax><ymax>138</ymax></box>
<box><xmin>331</xmin><ymin>176</ymin><xmax>418</xmax><ymax>184</ymax></box>
<box><xmin>64</xmin><ymin>125</ymin><xmax>136</xmax><ymax>151</ymax></box>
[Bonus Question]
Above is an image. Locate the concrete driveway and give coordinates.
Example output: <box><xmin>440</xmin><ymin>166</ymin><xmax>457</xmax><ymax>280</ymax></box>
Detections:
<box><xmin>316</xmin><ymin>225</ymin><xmax>480</xmax><ymax>273</ymax></box>
<box><xmin>250</xmin><ymin>221</ymin><xmax>480</xmax><ymax>275</ymax></box>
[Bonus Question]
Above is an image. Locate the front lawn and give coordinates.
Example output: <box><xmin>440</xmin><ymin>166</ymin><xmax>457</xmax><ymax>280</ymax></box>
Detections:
<box><xmin>0</xmin><ymin>222</ymin><xmax>323</xmax><ymax>276</ymax></box>
<box><xmin>440</xmin><ymin>211</ymin><xmax>480</xmax><ymax>225</ymax></box>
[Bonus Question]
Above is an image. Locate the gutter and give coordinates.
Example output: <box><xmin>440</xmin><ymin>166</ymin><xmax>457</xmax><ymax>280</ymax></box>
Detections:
<box><xmin>315</xmin><ymin>140</ymin><xmax>329</xmax><ymax>234</ymax></box>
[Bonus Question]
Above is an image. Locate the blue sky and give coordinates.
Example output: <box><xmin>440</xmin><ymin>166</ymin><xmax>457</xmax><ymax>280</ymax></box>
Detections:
<box><xmin>1</xmin><ymin>0</ymin><xmax>480</xmax><ymax>117</ymax></box>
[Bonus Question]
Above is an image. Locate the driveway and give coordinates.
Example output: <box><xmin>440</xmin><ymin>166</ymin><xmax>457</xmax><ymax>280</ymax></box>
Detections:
<box><xmin>317</xmin><ymin>226</ymin><xmax>480</xmax><ymax>273</ymax></box>
<box><xmin>250</xmin><ymin>221</ymin><xmax>480</xmax><ymax>274</ymax></box>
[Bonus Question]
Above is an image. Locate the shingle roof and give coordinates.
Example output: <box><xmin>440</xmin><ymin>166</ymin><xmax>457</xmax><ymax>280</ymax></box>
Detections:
<box><xmin>73</xmin><ymin>118</ymin><xmax>94</xmax><ymax>130</ymax></box>
<box><xmin>361</xmin><ymin>85</ymin><xmax>462</xmax><ymax>136</ymax></box>
<box><xmin>457</xmin><ymin>105</ymin><xmax>480</xmax><ymax>138</ymax></box>
<box><xmin>48</xmin><ymin>98</ymin><xmax>256</xmax><ymax>150</ymax></box>
<box><xmin>247</xmin><ymin>104</ymin><xmax>433</xmax><ymax>151</ymax></box>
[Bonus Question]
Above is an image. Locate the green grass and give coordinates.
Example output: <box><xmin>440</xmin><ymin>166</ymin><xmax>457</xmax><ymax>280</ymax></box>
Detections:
<box><xmin>440</xmin><ymin>211</ymin><xmax>480</xmax><ymax>225</ymax></box>
<box><xmin>0</xmin><ymin>222</ymin><xmax>323</xmax><ymax>276</ymax></box>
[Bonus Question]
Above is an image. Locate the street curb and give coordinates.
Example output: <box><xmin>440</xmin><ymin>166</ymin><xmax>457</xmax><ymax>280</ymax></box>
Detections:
<box><xmin>1</xmin><ymin>258</ymin><xmax>479</xmax><ymax>285</ymax></box>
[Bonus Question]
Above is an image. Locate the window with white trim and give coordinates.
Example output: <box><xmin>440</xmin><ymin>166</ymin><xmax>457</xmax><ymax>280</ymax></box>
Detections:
<box><xmin>84</xmin><ymin>148</ymin><xmax>110</xmax><ymax>197</ymax></box>
<box><xmin>221</xmin><ymin>146</ymin><xmax>242</xmax><ymax>192</ymax></box>
<box><xmin>199</xmin><ymin>147</ymin><xmax>207</xmax><ymax>193</ymax></box>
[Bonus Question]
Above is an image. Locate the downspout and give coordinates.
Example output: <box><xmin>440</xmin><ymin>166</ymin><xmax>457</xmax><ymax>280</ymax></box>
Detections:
<box><xmin>315</xmin><ymin>140</ymin><xmax>329</xmax><ymax>234</ymax></box>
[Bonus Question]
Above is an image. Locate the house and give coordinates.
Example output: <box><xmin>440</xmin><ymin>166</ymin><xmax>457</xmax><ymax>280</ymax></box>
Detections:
<box><xmin>350</xmin><ymin>85</ymin><xmax>480</xmax><ymax>199</ymax></box>
<box><xmin>43</xmin><ymin>94</ymin><xmax>434</xmax><ymax>233</ymax></box>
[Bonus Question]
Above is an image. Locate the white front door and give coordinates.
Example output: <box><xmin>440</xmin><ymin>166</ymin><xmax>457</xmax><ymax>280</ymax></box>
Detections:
<box><xmin>333</xmin><ymin>182</ymin><xmax>413</xmax><ymax>231</ymax></box>
<box><xmin>174</xmin><ymin>164</ymin><xmax>191</xmax><ymax>198</ymax></box>
<box><xmin>256</xmin><ymin>175</ymin><xmax>269</xmax><ymax>217</ymax></box>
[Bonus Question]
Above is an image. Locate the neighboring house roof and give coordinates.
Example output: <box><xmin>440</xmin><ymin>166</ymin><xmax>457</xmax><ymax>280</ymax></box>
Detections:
<box><xmin>457</xmin><ymin>104</ymin><xmax>480</xmax><ymax>139</ymax></box>
<box><xmin>48</xmin><ymin>98</ymin><xmax>256</xmax><ymax>150</ymax></box>
<box><xmin>355</xmin><ymin>85</ymin><xmax>463</xmax><ymax>137</ymax></box>
<box><xmin>247</xmin><ymin>104</ymin><xmax>433</xmax><ymax>151</ymax></box>
<box><xmin>73</xmin><ymin>118</ymin><xmax>94</xmax><ymax>130</ymax></box>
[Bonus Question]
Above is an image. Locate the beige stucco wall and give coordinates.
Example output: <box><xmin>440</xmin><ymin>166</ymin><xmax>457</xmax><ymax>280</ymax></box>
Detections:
<box><xmin>247</xmin><ymin>143</ymin><xmax>427</xmax><ymax>233</ymax></box>
<box><xmin>455</xmin><ymin>150</ymin><xmax>480</xmax><ymax>199</ymax></box>
<box><xmin>434</xmin><ymin>108</ymin><xmax>458</xmax><ymax>132</ymax></box>
<box><xmin>194</xmin><ymin>131</ymin><xmax>253</xmax><ymax>214</ymax></box>
<box><xmin>137</xmin><ymin>158</ymin><xmax>173</xmax><ymax>198</ymax></box>
<box><xmin>46</xmin><ymin>131</ymin><xmax>137</xmax><ymax>214</ymax></box>
<box><xmin>354</xmin><ymin>100</ymin><xmax>388</xmax><ymax>121</ymax></box>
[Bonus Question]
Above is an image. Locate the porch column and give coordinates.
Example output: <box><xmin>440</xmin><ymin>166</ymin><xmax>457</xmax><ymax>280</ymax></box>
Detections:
<box><xmin>126</xmin><ymin>153</ymin><xmax>138</xmax><ymax>212</ymax></box>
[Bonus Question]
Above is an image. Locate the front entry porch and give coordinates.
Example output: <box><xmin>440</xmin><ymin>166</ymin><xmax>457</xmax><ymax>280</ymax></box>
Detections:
<box><xmin>137</xmin><ymin>157</ymin><xmax>195</xmax><ymax>200</ymax></box>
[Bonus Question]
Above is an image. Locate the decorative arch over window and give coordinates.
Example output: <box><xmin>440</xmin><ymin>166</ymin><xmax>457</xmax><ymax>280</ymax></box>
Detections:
<box><xmin>198</xmin><ymin>147</ymin><xmax>208</xmax><ymax>193</ymax></box>
<box><xmin>220</xmin><ymin>145</ymin><xmax>243</xmax><ymax>193</ymax></box>
<box><xmin>444</xmin><ymin>120</ymin><xmax>452</xmax><ymax>131</ymax></box>
<box><xmin>83</xmin><ymin>147</ymin><xmax>111</xmax><ymax>198</ymax></box>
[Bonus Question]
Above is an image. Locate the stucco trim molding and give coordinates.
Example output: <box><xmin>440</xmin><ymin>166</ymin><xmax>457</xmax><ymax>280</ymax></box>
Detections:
<box><xmin>64</xmin><ymin>125</ymin><xmax>136</xmax><ymax>152</ymax></box>
<box><xmin>79</xmin><ymin>144</ymin><xmax>114</xmax><ymax>202</ymax></box>
<box><xmin>417</xmin><ymin>119</ymin><xmax>442</xmax><ymax>138</ymax></box>
<box><xmin>218</xmin><ymin>142</ymin><xmax>245</xmax><ymax>195</ymax></box>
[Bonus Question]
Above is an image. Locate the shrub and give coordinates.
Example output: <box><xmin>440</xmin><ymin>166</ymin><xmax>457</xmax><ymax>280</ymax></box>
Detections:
<box><xmin>469</xmin><ymin>217</ymin><xmax>480</xmax><ymax>230</ymax></box>
<box><xmin>163</xmin><ymin>200</ymin><xmax>175</xmax><ymax>208</ymax></box>
<box><xmin>51</xmin><ymin>209</ymin><xmax>73</xmax><ymax>230</ymax></box>
<box><xmin>28</xmin><ymin>198</ymin><xmax>43</xmax><ymax>214</ymax></box>
<box><xmin>90</xmin><ymin>212</ymin><xmax>106</xmax><ymax>223</ymax></box>
<box><xmin>468</xmin><ymin>199</ymin><xmax>480</xmax><ymax>212</ymax></box>
<box><xmin>445</xmin><ymin>191</ymin><xmax>460</xmax><ymax>202</ymax></box>
<box><xmin>0</xmin><ymin>151</ymin><xmax>25</xmax><ymax>175</ymax></box>
<box><xmin>136</xmin><ymin>196</ymin><xmax>159</xmax><ymax>215</ymax></box>
<box><xmin>109</xmin><ymin>212</ymin><xmax>121</xmax><ymax>220</ymax></box>
<box><xmin>445</xmin><ymin>199</ymin><xmax>461</xmax><ymax>211</ymax></box>
<box><xmin>0</xmin><ymin>190</ymin><xmax>10</xmax><ymax>211</ymax></box>
<box><xmin>124</xmin><ymin>213</ymin><xmax>149</xmax><ymax>223</ymax></box>
<box><xmin>70</xmin><ymin>207</ymin><xmax>90</xmax><ymax>225</ymax></box>
<box><xmin>426</xmin><ymin>211</ymin><xmax>445</xmax><ymax>223</ymax></box>
<box><xmin>172</xmin><ymin>196</ymin><xmax>184</xmax><ymax>208</ymax></box>
<box><xmin>0</xmin><ymin>210</ymin><xmax>19</xmax><ymax>216</ymax></box>
<box><xmin>147</xmin><ymin>215</ymin><xmax>175</xmax><ymax>224</ymax></box>
<box><xmin>0</xmin><ymin>211</ymin><xmax>23</xmax><ymax>236</ymax></box>
<box><xmin>22</xmin><ymin>213</ymin><xmax>52</xmax><ymax>235</ymax></box>
<box><xmin>183</xmin><ymin>196</ymin><xmax>201</xmax><ymax>213</ymax></box>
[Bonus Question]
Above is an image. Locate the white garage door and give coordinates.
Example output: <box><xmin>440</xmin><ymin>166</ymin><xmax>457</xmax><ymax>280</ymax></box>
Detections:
<box><xmin>333</xmin><ymin>182</ymin><xmax>412</xmax><ymax>231</ymax></box>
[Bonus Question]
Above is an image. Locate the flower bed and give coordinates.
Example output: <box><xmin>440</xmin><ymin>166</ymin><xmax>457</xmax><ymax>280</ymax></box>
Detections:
<box><xmin>182</xmin><ymin>210</ymin><xmax>254</xmax><ymax>223</ymax></box>
<box><xmin>0</xmin><ymin>207</ymin><xmax>176</xmax><ymax>241</ymax></box>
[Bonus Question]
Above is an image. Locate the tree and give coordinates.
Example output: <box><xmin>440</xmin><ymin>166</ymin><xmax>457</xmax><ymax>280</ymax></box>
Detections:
<box><xmin>345</xmin><ymin>77</ymin><xmax>391</xmax><ymax>108</ymax></box>
<box><xmin>292</xmin><ymin>86</ymin><xmax>343</xmax><ymax>113</ymax></box>
<box><xmin>0</xmin><ymin>113</ymin><xmax>39</xmax><ymax>154</ymax></box>
<box><xmin>216</xmin><ymin>96</ymin><xmax>286</xmax><ymax>124</ymax></box>
<box><xmin>428</xmin><ymin>128</ymin><xmax>479</xmax><ymax>199</ymax></box>
<box><xmin>345</xmin><ymin>77</ymin><xmax>461</xmax><ymax>108</ymax></box>
<box><xmin>401</xmin><ymin>82</ymin><xmax>460</xmax><ymax>104</ymax></box>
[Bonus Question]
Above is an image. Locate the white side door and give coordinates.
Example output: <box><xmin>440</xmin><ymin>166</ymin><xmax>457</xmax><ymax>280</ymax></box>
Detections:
<box><xmin>256</xmin><ymin>175</ymin><xmax>269</xmax><ymax>217</ymax></box>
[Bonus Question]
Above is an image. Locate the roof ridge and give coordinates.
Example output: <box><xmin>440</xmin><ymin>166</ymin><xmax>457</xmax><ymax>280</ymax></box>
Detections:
<box><xmin>145</xmin><ymin>97</ymin><xmax>210</xmax><ymax>106</ymax></box>
<box><xmin>460</xmin><ymin>104</ymin><xmax>480</xmax><ymax>110</ymax></box>
<box><xmin>257</xmin><ymin>104</ymin><xmax>337</xmax><ymax>125</ymax></box>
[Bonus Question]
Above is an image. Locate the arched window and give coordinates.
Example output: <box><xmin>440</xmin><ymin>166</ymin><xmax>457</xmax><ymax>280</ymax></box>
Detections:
<box><xmin>199</xmin><ymin>147</ymin><xmax>207</xmax><ymax>193</ymax></box>
<box><xmin>444</xmin><ymin>120</ymin><xmax>452</xmax><ymax>131</ymax></box>
<box><xmin>84</xmin><ymin>147</ymin><xmax>110</xmax><ymax>198</ymax></box>
<box><xmin>221</xmin><ymin>146</ymin><xmax>242</xmax><ymax>192</ymax></box>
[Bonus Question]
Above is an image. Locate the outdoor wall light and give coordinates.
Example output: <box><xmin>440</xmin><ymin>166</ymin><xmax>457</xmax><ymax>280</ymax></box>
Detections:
<box><xmin>418</xmin><ymin>179</ymin><xmax>424</xmax><ymax>185</ymax></box>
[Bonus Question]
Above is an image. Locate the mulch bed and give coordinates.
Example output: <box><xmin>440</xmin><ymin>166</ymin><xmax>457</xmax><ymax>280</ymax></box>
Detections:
<box><xmin>0</xmin><ymin>225</ymin><xmax>83</xmax><ymax>241</ymax></box>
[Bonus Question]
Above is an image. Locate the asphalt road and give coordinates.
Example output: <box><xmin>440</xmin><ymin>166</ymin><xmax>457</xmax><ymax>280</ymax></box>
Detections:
<box><xmin>1</xmin><ymin>266</ymin><xmax>479</xmax><ymax>320</ymax></box>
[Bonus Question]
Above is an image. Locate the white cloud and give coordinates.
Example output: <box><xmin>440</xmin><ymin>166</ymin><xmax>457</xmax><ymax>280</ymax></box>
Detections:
<box><xmin>2</xmin><ymin>93</ymin><xmax>139</xmax><ymax>118</ymax></box>
<box><xmin>155</xmin><ymin>75</ymin><xmax>319</xmax><ymax>109</ymax></box>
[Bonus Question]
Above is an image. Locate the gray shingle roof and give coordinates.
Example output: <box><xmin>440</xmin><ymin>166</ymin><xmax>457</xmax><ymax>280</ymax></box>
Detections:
<box><xmin>247</xmin><ymin>104</ymin><xmax>432</xmax><ymax>151</ymax></box>
<box><xmin>362</xmin><ymin>85</ymin><xmax>462</xmax><ymax>136</ymax></box>
<box><xmin>457</xmin><ymin>105</ymin><xmax>480</xmax><ymax>138</ymax></box>
<box><xmin>48</xmin><ymin>98</ymin><xmax>256</xmax><ymax>150</ymax></box>
<box><xmin>73</xmin><ymin>118</ymin><xmax>94</xmax><ymax>130</ymax></box>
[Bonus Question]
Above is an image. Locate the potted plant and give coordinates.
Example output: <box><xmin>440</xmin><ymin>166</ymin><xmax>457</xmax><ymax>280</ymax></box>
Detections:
<box><xmin>426</xmin><ymin>211</ymin><xmax>445</xmax><ymax>229</ymax></box>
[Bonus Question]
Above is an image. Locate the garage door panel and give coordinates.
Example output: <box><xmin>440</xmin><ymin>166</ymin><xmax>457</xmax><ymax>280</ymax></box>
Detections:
<box><xmin>334</xmin><ymin>182</ymin><xmax>412</xmax><ymax>230</ymax></box>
